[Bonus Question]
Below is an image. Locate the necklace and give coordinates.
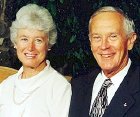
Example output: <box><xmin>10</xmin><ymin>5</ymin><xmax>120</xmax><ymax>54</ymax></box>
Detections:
<box><xmin>13</xmin><ymin>85</ymin><xmax>39</xmax><ymax>117</ymax></box>
<box><xmin>13</xmin><ymin>85</ymin><xmax>39</xmax><ymax>105</ymax></box>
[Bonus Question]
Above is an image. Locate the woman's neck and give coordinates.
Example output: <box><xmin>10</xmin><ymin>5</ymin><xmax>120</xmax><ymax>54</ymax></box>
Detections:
<box><xmin>22</xmin><ymin>62</ymin><xmax>47</xmax><ymax>79</ymax></box>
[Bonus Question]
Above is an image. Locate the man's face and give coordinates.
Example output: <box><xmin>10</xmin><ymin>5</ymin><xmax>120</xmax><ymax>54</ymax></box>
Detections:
<box><xmin>89</xmin><ymin>12</ymin><xmax>136</xmax><ymax>77</ymax></box>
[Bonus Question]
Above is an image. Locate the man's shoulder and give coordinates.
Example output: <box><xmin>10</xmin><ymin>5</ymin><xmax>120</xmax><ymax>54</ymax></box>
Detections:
<box><xmin>126</xmin><ymin>61</ymin><xmax>140</xmax><ymax>85</ymax></box>
<box><xmin>71</xmin><ymin>68</ymin><xmax>100</xmax><ymax>88</ymax></box>
<box><xmin>129</xmin><ymin>61</ymin><xmax>140</xmax><ymax>72</ymax></box>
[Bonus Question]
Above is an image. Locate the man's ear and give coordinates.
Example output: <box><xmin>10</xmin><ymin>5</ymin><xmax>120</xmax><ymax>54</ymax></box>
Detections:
<box><xmin>127</xmin><ymin>33</ymin><xmax>137</xmax><ymax>50</ymax></box>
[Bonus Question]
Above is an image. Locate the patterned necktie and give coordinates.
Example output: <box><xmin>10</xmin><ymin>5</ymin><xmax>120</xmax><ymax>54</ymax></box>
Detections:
<box><xmin>90</xmin><ymin>79</ymin><xmax>112</xmax><ymax>117</ymax></box>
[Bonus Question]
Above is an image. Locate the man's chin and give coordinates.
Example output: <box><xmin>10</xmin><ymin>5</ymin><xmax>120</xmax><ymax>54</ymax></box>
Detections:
<box><xmin>99</xmin><ymin>63</ymin><xmax>113</xmax><ymax>70</ymax></box>
<box><xmin>101</xmin><ymin>66</ymin><xmax>114</xmax><ymax>73</ymax></box>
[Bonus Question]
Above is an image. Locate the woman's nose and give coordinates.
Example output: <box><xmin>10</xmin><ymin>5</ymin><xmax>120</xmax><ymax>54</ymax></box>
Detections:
<box><xmin>27</xmin><ymin>42</ymin><xmax>35</xmax><ymax>51</ymax></box>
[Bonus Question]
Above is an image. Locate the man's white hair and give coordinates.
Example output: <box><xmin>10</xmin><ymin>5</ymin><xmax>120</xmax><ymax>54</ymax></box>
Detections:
<box><xmin>89</xmin><ymin>6</ymin><xmax>135</xmax><ymax>36</ymax></box>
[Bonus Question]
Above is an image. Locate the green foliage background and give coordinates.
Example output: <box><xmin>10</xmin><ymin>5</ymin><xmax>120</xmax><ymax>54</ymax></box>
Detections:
<box><xmin>5</xmin><ymin>0</ymin><xmax>140</xmax><ymax>77</ymax></box>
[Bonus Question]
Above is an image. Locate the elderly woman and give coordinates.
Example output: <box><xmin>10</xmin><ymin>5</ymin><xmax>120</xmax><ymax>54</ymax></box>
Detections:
<box><xmin>0</xmin><ymin>4</ymin><xmax>71</xmax><ymax>117</ymax></box>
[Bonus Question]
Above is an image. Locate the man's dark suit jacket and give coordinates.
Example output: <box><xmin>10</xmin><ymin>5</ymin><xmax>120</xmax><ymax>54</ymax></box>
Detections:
<box><xmin>69</xmin><ymin>62</ymin><xmax>140</xmax><ymax>117</ymax></box>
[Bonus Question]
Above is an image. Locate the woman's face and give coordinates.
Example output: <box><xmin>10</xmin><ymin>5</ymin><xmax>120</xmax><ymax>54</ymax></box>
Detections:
<box><xmin>15</xmin><ymin>28</ymin><xmax>48</xmax><ymax>69</ymax></box>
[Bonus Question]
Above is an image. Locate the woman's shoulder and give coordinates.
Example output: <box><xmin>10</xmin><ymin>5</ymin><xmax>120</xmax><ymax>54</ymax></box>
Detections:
<box><xmin>51</xmin><ymin>67</ymin><xmax>70</xmax><ymax>84</ymax></box>
<box><xmin>0</xmin><ymin>73</ymin><xmax>17</xmax><ymax>87</ymax></box>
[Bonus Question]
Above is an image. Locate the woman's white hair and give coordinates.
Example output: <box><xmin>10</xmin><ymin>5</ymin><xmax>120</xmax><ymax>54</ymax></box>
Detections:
<box><xmin>89</xmin><ymin>6</ymin><xmax>135</xmax><ymax>36</ymax></box>
<box><xmin>10</xmin><ymin>4</ymin><xmax>57</xmax><ymax>49</ymax></box>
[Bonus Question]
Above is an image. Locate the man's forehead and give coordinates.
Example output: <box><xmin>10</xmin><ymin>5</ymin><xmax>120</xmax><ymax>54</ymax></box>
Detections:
<box><xmin>91</xmin><ymin>11</ymin><xmax>124</xmax><ymax>22</ymax></box>
<box><xmin>89</xmin><ymin>12</ymin><xmax>124</xmax><ymax>30</ymax></box>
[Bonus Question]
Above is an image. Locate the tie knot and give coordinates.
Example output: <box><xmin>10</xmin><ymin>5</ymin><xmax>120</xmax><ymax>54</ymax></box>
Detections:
<box><xmin>102</xmin><ymin>79</ymin><xmax>112</xmax><ymax>88</ymax></box>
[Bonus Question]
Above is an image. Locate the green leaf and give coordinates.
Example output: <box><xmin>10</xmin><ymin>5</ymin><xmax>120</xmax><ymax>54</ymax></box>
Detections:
<box><xmin>60</xmin><ymin>0</ymin><xmax>64</xmax><ymax>4</ymax></box>
<box><xmin>138</xmin><ymin>8</ymin><xmax>140</xmax><ymax>19</ymax></box>
<box><xmin>47</xmin><ymin>2</ymin><xmax>57</xmax><ymax>17</ymax></box>
<box><xmin>73</xmin><ymin>16</ymin><xmax>78</xmax><ymax>25</ymax></box>
<box><xmin>74</xmin><ymin>52</ymin><xmax>81</xmax><ymax>59</ymax></box>
<box><xmin>67</xmin><ymin>17</ymin><xmax>73</xmax><ymax>26</ymax></box>
<box><xmin>49</xmin><ymin>0</ymin><xmax>55</xmax><ymax>2</ymax></box>
<box><xmin>70</xmin><ymin>35</ymin><xmax>76</xmax><ymax>43</ymax></box>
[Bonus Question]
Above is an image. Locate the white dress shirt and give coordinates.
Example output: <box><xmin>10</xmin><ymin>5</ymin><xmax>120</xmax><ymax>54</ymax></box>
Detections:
<box><xmin>0</xmin><ymin>60</ymin><xmax>71</xmax><ymax>117</ymax></box>
<box><xmin>90</xmin><ymin>59</ymin><xmax>131</xmax><ymax>112</ymax></box>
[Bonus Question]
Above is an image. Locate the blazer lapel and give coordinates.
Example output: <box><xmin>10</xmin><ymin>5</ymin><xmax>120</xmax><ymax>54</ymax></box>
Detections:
<box><xmin>103</xmin><ymin>82</ymin><xmax>135</xmax><ymax>117</ymax></box>
<box><xmin>82</xmin><ymin>69</ymin><xmax>100</xmax><ymax>117</ymax></box>
<box><xmin>103</xmin><ymin>63</ymin><xmax>140</xmax><ymax>117</ymax></box>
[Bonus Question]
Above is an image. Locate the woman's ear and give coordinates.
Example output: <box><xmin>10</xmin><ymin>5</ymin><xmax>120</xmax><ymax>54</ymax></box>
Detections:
<box><xmin>14</xmin><ymin>44</ymin><xmax>17</xmax><ymax>49</ymax></box>
<box><xmin>48</xmin><ymin>48</ymin><xmax>51</xmax><ymax>51</ymax></box>
<box><xmin>127</xmin><ymin>33</ymin><xmax>137</xmax><ymax>50</ymax></box>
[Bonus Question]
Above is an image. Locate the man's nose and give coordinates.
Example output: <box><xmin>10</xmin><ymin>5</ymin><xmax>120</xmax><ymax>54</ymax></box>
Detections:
<box><xmin>100</xmin><ymin>38</ymin><xmax>110</xmax><ymax>50</ymax></box>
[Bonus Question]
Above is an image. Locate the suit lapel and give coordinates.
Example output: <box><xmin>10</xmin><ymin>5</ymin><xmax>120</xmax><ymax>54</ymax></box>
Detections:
<box><xmin>103</xmin><ymin>63</ymin><xmax>140</xmax><ymax>117</ymax></box>
<box><xmin>103</xmin><ymin>81</ymin><xmax>135</xmax><ymax>117</ymax></box>
<box><xmin>82</xmin><ymin>69</ymin><xmax>100</xmax><ymax>117</ymax></box>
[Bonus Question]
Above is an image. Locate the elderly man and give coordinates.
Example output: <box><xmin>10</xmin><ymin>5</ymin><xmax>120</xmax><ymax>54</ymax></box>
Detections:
<box><xmin>69</xmin><ymin>6</ymin><xmax>140</xmax><ymax>117</ymax></box>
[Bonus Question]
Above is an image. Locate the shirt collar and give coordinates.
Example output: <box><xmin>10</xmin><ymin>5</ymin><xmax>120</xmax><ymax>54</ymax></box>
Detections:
<box><xmin>15</xmin><ymin>60</ymin><xmax>54</xmax><ymax>93</ymax></box>
<box><xmin>101</xmin><ymin>59</ymin><xmax>131</xmax><ymax>87</ymax></box>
